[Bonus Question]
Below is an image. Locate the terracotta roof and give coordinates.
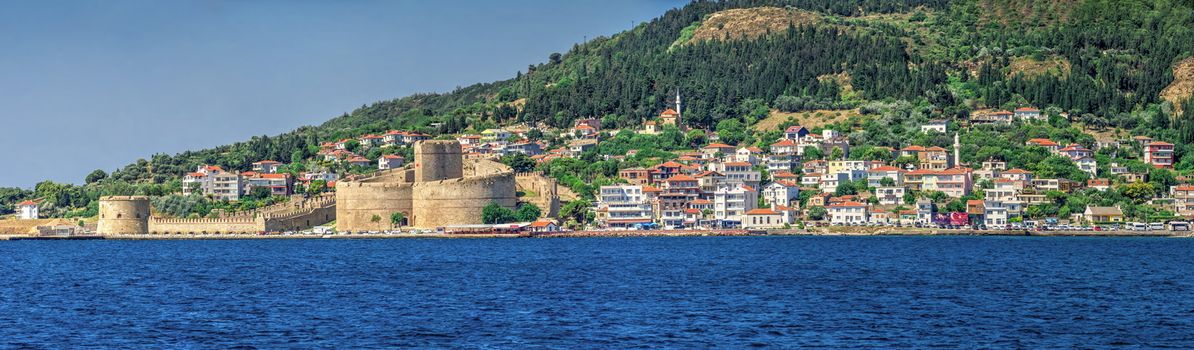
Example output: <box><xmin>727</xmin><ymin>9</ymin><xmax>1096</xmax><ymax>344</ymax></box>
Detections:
<box><xmin>869</xmin><ymin>166</ymin><xmax>900</xmax><ymax>172</ymax></box>
<box><xmin>253</xmin><ymin>160</ymin><xmax>280</xmax><ymax>165</ymax></box>
<box><xmin>1015</xmin><ymin>107</ymin><xmax>1040</xmax><ymax>112</ymax></box>
<box><xmin>691</xmin><ymin>199</ymin><xmax>713</xmax><ymax>205</ymax></box>
<box><xmin>1004</xmin><ymin>169</ymin><xmax>1033</xmax><ymax>174</ymax></box>
<box><xmin>785</xmin><ymin>125</ymin><xmax>806</xmax><ymax>132</ymax></box>
<box><xmin>901</xmin><ymin>145</ymin><xmax>926</xmax><ymax>151</ymax></box>
<box><xmin>827</xmin><ymin>201</ymin><xmax>866</xmax><ymax>207</ymax></box>
<box><xmin>642</xmin><ymin>186</ymin><xmax>663</xmax><ymax>193</ymax></box>
<box><xmin>724</xmin><ymin>161</ymin><xmax>752</xmax><ymax>167</ymax></box>
<box><xmin>529</xmin><ymin>220</ymin><xmax>556</xmax><ymax>228</ymax></box>
<box><xmin>771</xmin><ymin>139</ymin><xmax>796</xmax><ymax>147</ymax></box>
<box><xmin>666</xmin><ymin>174</ymin><xmax>696</xmax><ymax>182</ymax></box>
<box><xmin>746</xmin><ymin>208</ymin><xmax>779</xmax><ymax>215</ymax></box>
<box><xmin>1147</xmin><ymin>141</ymin><xmax>1175</xmax><ymax>146</ymax></box>
<box><xmin>16</xmin><ymin>200</ymin><xmax>38</xmax><ymax>206</ymax></box>
<box><xmin>703</xmin><ymin>143</ymin><xmax>734</xmax><ymax>149</ymax></box>
<box><xmin>684</xmin><ymin>208</ymin><xmax>701</xmax><ymax>214</ymax></box>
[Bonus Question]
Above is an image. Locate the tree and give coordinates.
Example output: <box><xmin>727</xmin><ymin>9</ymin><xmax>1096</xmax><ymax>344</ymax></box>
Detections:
<box><xmin>85</xmin><ymin>170</ymin><xmax>108</xmax><ymax>184</ymax></box>
<box><xmin>807</xmin><ymin>206</ymin><xmax>828</xmax><ymax>221</ymax></box>
<box><xmin>515</xmin><ymin>203</ymin><xmax>542</xmax><ymax>222</ymax></box>
<box><xmin>501</xmin><ymin>153</ymin><xmax>536</xmax><ymax>173</ymax></box>
<box><xmin>307</xmin><ymin>180</ymin><xmax>327</xmax><ymax>196</ymax></box>
<box><xmin>1119</xmin><ymin>182</ymin><xmax>1156</xmax><ymax>203</ymax></box>
<box><xmin>247</xmin><ymin>187</ymin><xmax>271</xmax><ymax>200</ymax></box>
<box><xmin>716</xmin><ymin>119</ymin><xmax>747</xmax><ymax>145</ymax></box>
<box><xmin>482</xmin><ymin>202</ymin><xmax>517</xmax><ymax>224</ymax></box>
<box><xmin>803</xmin><ymin>146</ymin><xmax>824</xmax><ymax>160</ymax></box>
<box><xmin>879</xmin><ymin>177</ymin><xmax>896</xmax><ymax>186</ymax></box>
<box><xmin>560</xmin><ymin>199</ymin><xmax>591</xmax><ymax>226</ymax></box>
<box><xmin>370</xmin><ymin>214</ymin><xmax>382</xmax><ymax>224</ymax></box>
<box><xmin>390</xmin><ymin>212</ymin><xmax>406</xmax><ymax>228</ymax></box>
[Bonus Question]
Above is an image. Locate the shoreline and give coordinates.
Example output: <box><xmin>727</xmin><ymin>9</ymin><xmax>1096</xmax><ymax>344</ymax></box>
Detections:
<box><xmin>3</xmin><ymin>229</ymin><xmax>1191</xmax><ymax>241</ymax></box>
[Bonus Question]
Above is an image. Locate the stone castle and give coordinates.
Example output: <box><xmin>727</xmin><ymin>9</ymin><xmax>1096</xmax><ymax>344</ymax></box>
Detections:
<box><xmin>97</xmin><ymin>195</ymin><xmax>336</xmax><ymax>235</ymax></box>
<box><xmin>336</xmin><ymin>140</ymin><xmax>540</xmax><ymax>231</ymax></box>
<box><xmin>95</xmin><ymin>140</ymin><xmax>554</xmax><ymax>234</ymax></box>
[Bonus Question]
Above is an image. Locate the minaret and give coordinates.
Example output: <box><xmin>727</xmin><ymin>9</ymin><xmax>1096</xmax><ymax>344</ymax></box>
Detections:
<box><xmin>675</xmin><ymin>89</ymin><xmax>682</xmax><ymax>123</ymax></box>
<box><xmin>953</xmin><ymin>132</ymin><xmax>961</xmax><ymax>167</ymax></box>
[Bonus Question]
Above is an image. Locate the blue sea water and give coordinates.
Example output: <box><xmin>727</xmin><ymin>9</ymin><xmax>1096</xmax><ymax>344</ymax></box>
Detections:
<box><xmin>1</xmin><ymin>236</ymin><xmax>1192</xmax><ymax>348</ymax></box>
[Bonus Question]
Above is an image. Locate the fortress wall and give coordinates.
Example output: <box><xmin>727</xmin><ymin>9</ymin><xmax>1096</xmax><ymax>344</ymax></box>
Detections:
<box><xmin>263</xmin><ymin>204</ymin><xmax>336</xmax><ymax>232</ymax></box>
<box><xmin>515</xmin><ymin>173</ymin><xmax>560</xmax><ymax>218</ymax></box>
<box><xmin>467</xmin><ymin>158</ymin><xmax>513</xmax><ymax>177</ymax></box>
<box><xmin>335</xmin><ymin>181</ymin><xmax>413</xmax><ymax>232</ymax></box>
<box><xmin>411</xmin><ymin>172</ymin><xmax>517</xmax><ymax>228</ymax></box>
<box><xmin>359</xmin><ymin>167</ymin><xmax>415</xmax><ymax>184</ymax></box>
<box><xmin>149</xmin><ymin>217</ymin><xmax>263</xmax><ymax>234</ymax></box>
<box><xmin>98</xmin><ymin>196</ymin><xmax>151</xmax><ymax>235</ymax></box>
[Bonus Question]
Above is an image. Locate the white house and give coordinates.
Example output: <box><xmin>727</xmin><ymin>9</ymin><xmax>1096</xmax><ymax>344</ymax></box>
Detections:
<box><xmin>743</xmin><ymin>208</ymin><xmax>787</xmax><ymax>229</ymax></box>
<box><xmin>921</xmin><ymin>120</ymin><xmax>948</xmax><ymax>134</ymax></box>
<box><xmin>16</xmin><ymin>200</ymin><xmax>38</xmax><ymax>220</ymax></box>
<box><xmin>762</xmin><ymin>181</ymin><xmax>800</xmax><ymax>208</ymax></box>
<box><xmin>983</xmin><ymin>200</ymin><xmax>1009</xmax><ymax>228</ymax></box>
<box><xmin>827</xmin><ymin>201</ymin><xmax>868</xmax><ymax>224</ymax></box>
<box><xmin>378</xmin><ymin>154</ymin><xmax>405</xmax><ymax>170</ymax></box>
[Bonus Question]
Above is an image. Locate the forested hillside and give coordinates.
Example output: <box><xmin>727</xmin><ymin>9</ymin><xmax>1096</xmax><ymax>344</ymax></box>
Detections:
<box><xmin>3</xmin><ymin>0</ymin><xmax>1193</xmax><ymax>219</ymax></box>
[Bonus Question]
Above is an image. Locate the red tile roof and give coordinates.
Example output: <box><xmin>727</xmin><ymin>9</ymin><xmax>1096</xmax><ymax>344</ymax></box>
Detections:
<box><xmin>746</xmin><ymin>208</ymin><xmax>779</xmax><ymax>215</ymax></box>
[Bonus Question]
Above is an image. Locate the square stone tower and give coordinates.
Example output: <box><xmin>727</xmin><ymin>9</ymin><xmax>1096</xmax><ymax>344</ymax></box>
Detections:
<box><xmin>414</xmin><ymin>140</ymin><xmax>464</xmax><ymax>182</ymax></box>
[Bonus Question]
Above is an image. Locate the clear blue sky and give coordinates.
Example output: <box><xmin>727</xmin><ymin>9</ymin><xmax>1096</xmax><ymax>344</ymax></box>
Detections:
<box><xmin>0</xmin><ymin>0</ymin><xmax>684</xmax><ymax>188</ymax></box>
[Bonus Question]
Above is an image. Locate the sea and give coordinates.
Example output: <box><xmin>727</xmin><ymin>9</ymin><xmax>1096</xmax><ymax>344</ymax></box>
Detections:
<box><xmin>1</xmin><ymin>236</ymin><xmax>1192</xmax><ymax>348</ymax></box>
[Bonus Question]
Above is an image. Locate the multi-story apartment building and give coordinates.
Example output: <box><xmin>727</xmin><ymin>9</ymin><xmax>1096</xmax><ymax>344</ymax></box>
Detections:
<box><xmin>251</xmin><ymin>160</ymin><xmax>283</xmax><ymax>174</ymax></box>
<box><xmin>596</xmin><ymin>185</ymin><xmax>655</xmax><ymax>229</ymax></box>
<box><xmin>866</xmin><ymin>165</ymin><xmax>903</xmax><ymax>187</ymax></box>
<box><xmin>1172</xmin><ymin>185</ymin><xmax>1194</xmax><ymax>218</ymax></box>
<box><xmin>1144</xmin><ymin>141</ymin><xmax>1174</xmax><ymax>168</ymax></box>
<box><xmin>183</xmin><ymin>165</ymin><xmax>243</xmax><ymax>201</ymax></box>
<box><xmin>874</xmin><ymin>186</ymin><xmax>906</xmax><ymax>205</ymax></box>
<box><xmin>714</xmin><ymin>184</ymin><xmax>758</xmax><ymax>227</ymax></box>
<box><xmin>762</xmin><ymin>181</ymin><xmax>800</xmax><ymax>208</ymax></box>
<box><xmin>711</xmin><ymin>161</ymin><xmax>760</xmax><ymax>187</ymax></box>
<box><xmin>245</xmin><ymin>173</ymin><xmax>293</xmax><ymax>197</ymax></box>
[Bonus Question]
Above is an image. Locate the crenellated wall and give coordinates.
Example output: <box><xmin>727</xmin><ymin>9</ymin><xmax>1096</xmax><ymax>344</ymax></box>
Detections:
<box><xmin>515</xmin><ymin>172</ymin><xmax>561</xmax><ymax>218</ymax></box>
<box><xmin>97</xmin><ymin>194</ymin><xmax>337</xmax><ymax>235</ymax></box>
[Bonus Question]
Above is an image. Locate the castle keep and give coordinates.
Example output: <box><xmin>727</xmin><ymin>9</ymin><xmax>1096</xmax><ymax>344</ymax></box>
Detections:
<box><xmin>335</xmin><ymin>140</ymin><xmax>521</xmax><ymax>231</ymax></box>
<box><xmin>94</xmin><ymin>140</ymin><xmax>551</xmax><ymax>234</ymax></box>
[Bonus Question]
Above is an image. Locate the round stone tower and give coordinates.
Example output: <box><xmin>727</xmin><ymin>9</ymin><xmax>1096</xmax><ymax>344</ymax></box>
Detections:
<box><xmin>414</xmin><ymin>140</ymin><xmax>464</xmax><ymax>182</ymax></box>
<box><xmin>97</xmin><ymin>196</ymin><xmax>151</xmax><ymax>235</ymax></box>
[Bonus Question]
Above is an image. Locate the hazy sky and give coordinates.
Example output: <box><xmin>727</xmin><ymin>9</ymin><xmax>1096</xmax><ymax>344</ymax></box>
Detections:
<box><xmin>0</xmin><ymin>0</ymin><xmax>684</xmax><ymax>188</ymax></box>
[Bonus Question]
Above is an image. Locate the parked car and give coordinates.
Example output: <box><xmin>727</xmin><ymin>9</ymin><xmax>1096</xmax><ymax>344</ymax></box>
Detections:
<box><xmin>1170</xmin><ymin>221</ymin><xmax>1191</xmax><ymax>231</ymax></box>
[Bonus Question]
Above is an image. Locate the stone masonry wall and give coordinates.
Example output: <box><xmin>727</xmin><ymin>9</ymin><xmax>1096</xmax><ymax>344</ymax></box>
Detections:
<box><xmin>335</xmin><ymin>181</ymin><xmax>414</xmax><ymax>232</ymax></box>
<box><xmin>411</xmin><ymin>172</ymin><xmax>517</xmax><ymax>228</ymax></box>
<box><xmin>98</xmin><ymin>196</ymin><xmax>151</xmax><ymax>235</ymax></box>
